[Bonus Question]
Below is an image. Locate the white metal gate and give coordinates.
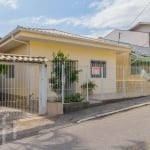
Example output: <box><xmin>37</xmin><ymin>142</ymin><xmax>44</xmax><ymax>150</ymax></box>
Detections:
<box><xmin>0</xmin><ymin>62</ymin><xmax>39</xmax><ymax>113</ymax></box>
<box><xmin>0</xmin><ymin>54</ymin><xmax>48</xmax><ymax>115</ymax></box>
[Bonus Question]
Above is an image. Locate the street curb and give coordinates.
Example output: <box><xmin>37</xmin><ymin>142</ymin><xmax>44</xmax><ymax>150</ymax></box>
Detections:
<box><xmin>76</xmin><ymin>102</ymin><xmax>150</xmax><ymax>123</ymax></box>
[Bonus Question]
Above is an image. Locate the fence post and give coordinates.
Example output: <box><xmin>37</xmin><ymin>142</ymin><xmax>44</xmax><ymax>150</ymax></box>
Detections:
<box><xmin>86</xmin><ymin>82</ymin><xmax>89</xmax><ymax>101</ymax></box>
<box><xmin>61</xmin><ymin>64</ymin><xmax>65</xmax><ymax>104</ymax></box>
<box><xmin>26</xmin><ymin>64</ymin><xmax>30</xmax><ymax>109</ymax></box>
<box><xmin>101</xmin><ymin>67</ymin><xmax>104</xmax><ymax>95</ymax></box>
<box><xmin>86</xmin><ymin>67</ymin><xmax>89</xmax><ymax>101</ymax></box>
<box><xmin>140</xmin><ymin>75</ymin><xmax>144</xmax><ymax>96</ymax></box>
<box><xmin>39</xmin><ymin>64</ymin><xmax>47</xmax><ymax>115</ymax></box>
<box><xmin>122</xmin><ymin>65</ymin><xmax>126</xmax><ymax>97</ymax></box>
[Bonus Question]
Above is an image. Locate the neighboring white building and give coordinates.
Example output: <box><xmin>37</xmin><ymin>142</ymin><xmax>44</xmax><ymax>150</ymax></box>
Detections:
<box><xmin>105</xmin><ymin>22</ymin><xmax>150</xmax><ymax>47</ymax></box>
<box><xmin>129</xmin><ymin>22</ymin><xmax>150</xmax><ymax>32</ymax></box>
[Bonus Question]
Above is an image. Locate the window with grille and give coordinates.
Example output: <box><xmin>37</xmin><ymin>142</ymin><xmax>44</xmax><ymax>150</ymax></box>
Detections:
<box><xmin>91</xmin><ymin>60</ymin><xmax>106</xmax><ymax>78</ymax></box>
<box><xmin>130</xmin><ymin>55</ymin><xmax>150</xmax><ymax>75</ymax></box>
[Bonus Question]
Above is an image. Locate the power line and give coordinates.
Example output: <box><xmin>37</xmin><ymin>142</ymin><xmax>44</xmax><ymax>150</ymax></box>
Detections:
<box><xmin>128</xmin><ymin>1</ymin><xmax>150</xmax><ymax>28</ymax></box>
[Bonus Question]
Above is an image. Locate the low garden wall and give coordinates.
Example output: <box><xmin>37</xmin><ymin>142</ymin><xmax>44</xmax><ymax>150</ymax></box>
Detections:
<box><xmin>47</xmin><ymin>102</ymin><xmax>63</xmax><ymax>116</ymax></box>
<box><xmin>63</xmin><ymin>101</ymin><xmax>89</xmax><ymax>113</ymax></box>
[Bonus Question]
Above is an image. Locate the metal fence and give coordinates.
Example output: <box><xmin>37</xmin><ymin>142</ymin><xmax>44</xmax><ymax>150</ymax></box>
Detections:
<box><xmin>90</xmin><ymin>64</ymin><xmax>150</xmax><ymax>101</ymax></box>
<box><xmin>0</xmin><ymin>62</ymin><xmax>39</xmax><ymax>114</ymax></box>
<box><xmin>0</xmin><ymin>58</ymin><xmax>149</xmax><ymax>116</ymax></box>
<box><xmin>47</xmin><ymin>61</ymin><xmax>150</xmax><ymax>103</ymax></box>
<box><xmin>47</xmin><ymin>61</ymin><xmax>80</xmax><ymax>103</ymax></box>
<box><xmin>116</xmin><ymin>65</ymin><xmax>150</xmax><ymax>97</ymax></box>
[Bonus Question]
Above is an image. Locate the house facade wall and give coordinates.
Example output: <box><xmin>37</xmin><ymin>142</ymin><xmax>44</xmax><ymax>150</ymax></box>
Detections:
<box><xmin>29</xmin><ymin>40</ymin><xmax>118</xmax><ymax>94</ymax></box>
<box><xmin>1</xmin><ymin>29</ymin><xmax>130</xmax><ymax>100</ymax></box>
<box><xmin>8</xmin><ymin>44</ymin><xmax>27</xmax><ymax>55</ymax></box>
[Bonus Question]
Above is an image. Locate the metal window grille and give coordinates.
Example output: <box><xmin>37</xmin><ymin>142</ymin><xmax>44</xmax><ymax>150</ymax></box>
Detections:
<box><xmin>91</xmin><ymin>60</ymin><xmax>106</xmax><ymax>78</ymax></box>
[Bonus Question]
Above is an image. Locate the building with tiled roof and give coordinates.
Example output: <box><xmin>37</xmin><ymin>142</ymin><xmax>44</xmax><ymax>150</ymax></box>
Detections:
<box><xmin>0</xmin><ymin>25</ymin><xmax>130</xmax><ymax>96</ymax></box>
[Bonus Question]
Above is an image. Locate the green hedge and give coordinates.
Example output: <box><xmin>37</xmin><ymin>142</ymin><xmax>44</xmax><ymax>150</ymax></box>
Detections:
<box><xmin>64</xmin><ymin>93</ymin><xmax>84</xmax><ymax>103</ymax></box>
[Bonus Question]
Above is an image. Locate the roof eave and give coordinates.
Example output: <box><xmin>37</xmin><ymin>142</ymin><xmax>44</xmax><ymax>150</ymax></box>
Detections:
<box><xmin>22</xmin><ymin>28</ymin><xmax>130</xmax><ymax>49</ymax></box>
<box><xmin>0</xmin><ymin>27</ymin><xmax>130</xmax><ymax>52</ymax></box>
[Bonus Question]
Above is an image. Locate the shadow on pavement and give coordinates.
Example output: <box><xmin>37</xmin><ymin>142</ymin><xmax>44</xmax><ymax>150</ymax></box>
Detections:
<box><xmin>0</xmin><ymin>130</ymin><xmax>89</xmax><ymax>150</ymax></box>
<box><xmin>114</xmin><ymin>140</ymin><xmax>150</xmax><ymax>150</ymax></box>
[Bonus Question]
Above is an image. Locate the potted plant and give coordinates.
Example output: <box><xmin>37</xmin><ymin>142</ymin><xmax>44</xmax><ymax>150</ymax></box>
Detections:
<box><xmin>81</xmin><ymin>80</ymin><xmax>96</xmax><ymax>95</ymax></box>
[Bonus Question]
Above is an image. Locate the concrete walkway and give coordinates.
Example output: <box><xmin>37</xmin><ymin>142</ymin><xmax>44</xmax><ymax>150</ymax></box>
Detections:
<box><xmin>54</xmin><ymin>96</ymin><xmax>150</xmax><ymax>123</ymax></box>
<box><xmin>1</xmin><ymin>96</ymin><xmax>150</xmax><ymax>143</ymax></box>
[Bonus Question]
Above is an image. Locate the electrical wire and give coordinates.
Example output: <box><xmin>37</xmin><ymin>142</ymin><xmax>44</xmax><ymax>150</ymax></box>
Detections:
<box><xmin>128</xmin><ymin>1</ymin><xmax>150</xmax><ymax>28</ymax></box>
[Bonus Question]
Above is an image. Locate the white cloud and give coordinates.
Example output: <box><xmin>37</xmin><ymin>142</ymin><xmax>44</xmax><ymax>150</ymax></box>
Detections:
<box><xmin>9</xmin><ymin>0</ymin><xmax>150</xmax><ymax>36</ymax></box>
<box><xmin>10</xmin><ymin>16</ymin><xmax>83</xmax><ymax>27</ymax></box>
<box><xmin>89</xmin><ymin>0</ymin><xmax>112</xmax><ymax>10</ymax></box>
<box><xmin>89</xmin><ymin>1</ymin><xmax>100</xmax><ymax>9</ymax></box>
<box><xmin>0</xmin><ymin>0</ymin><xmax>18</xmax><ymax>9</ymax></box>
<box><xmin>87</xmin><ymin>0</ymin><xmax>150</xmax><ymax>29</ymax></box>
<box><xmin>43</xmin><ymin>17</ymin><xmax>82</xmax><ymax>26</ymax></box>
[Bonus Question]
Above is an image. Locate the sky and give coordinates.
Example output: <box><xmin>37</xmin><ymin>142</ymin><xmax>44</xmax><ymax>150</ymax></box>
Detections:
<box><xmin>0</xmin><ymin>0</ymin><xmax>150</xmax><ymax>38</ymax></box>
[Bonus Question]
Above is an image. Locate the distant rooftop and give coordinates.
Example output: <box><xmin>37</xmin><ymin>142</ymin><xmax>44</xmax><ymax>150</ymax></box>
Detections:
<box><xmin>16</xmin><ymin>26</ymin><xmax>98</xmax><ymax>41</ymax></box>
<box><xmin>103</xmin><ymin>38</ymin><xmax>150</xmax><ymax>57</ymax></box>
<box><xmin>129</xmin><ymin>22</ymin><xmax>150</xmax><ymax>31</ymax></box>
<box><xmin>131</xmin><ymin>45</ymin><xmax>150</xmax><ymax>57</ymax></box>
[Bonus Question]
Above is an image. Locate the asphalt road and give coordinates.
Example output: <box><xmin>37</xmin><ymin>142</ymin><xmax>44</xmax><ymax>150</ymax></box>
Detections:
<box><xmin>1</xmin><ymin>105</ymin><xmax>150</xmax><ymax>150</ymax></box>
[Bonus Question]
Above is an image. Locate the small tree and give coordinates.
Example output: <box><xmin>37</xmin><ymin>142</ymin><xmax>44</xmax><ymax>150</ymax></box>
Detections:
<box><xmin>50</xmin><ymin>50</ymin><xmax>80</xmax><ymax>98</ymax></box>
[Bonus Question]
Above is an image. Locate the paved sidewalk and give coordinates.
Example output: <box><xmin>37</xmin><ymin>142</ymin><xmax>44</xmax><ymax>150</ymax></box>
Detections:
<box><xmin>52</xmin><ymin>96</ymin><xmax>150</xmax><ymax>124</ymax></box>
<box><xmin>1</xmin><ymin>96</ymin><xmax>150</xmax><ymax>143</ymax></box>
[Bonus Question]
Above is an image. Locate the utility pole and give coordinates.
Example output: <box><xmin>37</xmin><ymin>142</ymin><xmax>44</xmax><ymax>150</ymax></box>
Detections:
<box><xmin>118</xmin><ymin>32</ymin><xmax>121</xmax><ymax>43</ymax></box>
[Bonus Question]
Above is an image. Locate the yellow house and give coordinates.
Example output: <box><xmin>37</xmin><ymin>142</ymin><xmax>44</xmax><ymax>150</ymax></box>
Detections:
<box><xmin>0</xmin><ymin>26</ymin><xmax>130</xmax><ymax>100</ymax></box>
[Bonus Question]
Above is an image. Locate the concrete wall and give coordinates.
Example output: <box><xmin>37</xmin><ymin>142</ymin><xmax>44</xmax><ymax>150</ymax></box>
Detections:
<box><xmin>47</xmin><ymin>102</ymin><xmax>63</xmax><ymax>116</ymax></box>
